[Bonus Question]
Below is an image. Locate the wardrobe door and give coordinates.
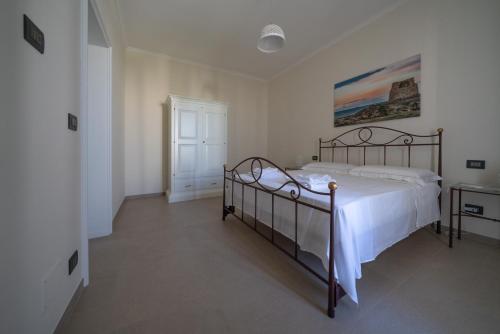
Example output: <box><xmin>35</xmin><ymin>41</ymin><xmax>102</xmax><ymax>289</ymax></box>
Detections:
<box><xmin>174</xmin><ymin>101</ymin><xmax>201</xmax><ymax>178</ymax></box>
<box><xmin>201</xmin><ymin>104</ymin><xmax>227</xmax><ymax>177</ymax></box>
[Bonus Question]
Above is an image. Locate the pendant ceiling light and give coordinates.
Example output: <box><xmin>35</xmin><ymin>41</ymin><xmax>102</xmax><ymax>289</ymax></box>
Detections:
<box><xmin>257</xmin><ymin>23</ymin><xmax>286</xmax><ymax>53</ymax></box>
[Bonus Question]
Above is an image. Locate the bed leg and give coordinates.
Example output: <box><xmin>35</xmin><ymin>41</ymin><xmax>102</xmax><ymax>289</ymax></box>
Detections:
<box><xmin>328</xmin><ymin>281</ymin><xmax>336</xmax><ymax>318</ymax></box>
<box><xmin>327</xmin><ymin>182</ymin><xmax>337</xmax><ymax>319</ymax></box>
<box><xmin>222</xmin><ymin>203</ymin><xmax>227</xmax><ymax>220</ymax></box>
<box><xmin>437</xmin><ymin>128</ymin><xmax>443</xmax><ymax>235</ymax></box>
<box><xmin>222</xmin><ymin>165</ymin><xmax>227</xmax><ymax>221</ymax></box>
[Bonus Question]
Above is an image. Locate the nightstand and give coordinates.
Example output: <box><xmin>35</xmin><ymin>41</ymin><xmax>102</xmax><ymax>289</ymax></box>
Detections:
<box><xmin>284</xmin><ymin>166</ymin><xmax>303</xmax><ymax>171</ymax></box>
<box><xmin>449</xmin><ymin>183</ymin><xmax>500</xmax><ymax>248</ymax></box>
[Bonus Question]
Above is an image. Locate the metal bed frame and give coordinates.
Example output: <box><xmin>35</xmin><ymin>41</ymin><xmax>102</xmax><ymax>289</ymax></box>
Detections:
<box><xmin>222</xmin><ymin>126</ymin><xmax>443</xmax><ymax>318</ymax></box>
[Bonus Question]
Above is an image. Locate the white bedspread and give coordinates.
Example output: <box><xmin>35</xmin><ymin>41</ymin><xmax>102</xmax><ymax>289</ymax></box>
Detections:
<box><xmin>228</xmin><ymin>170</ymin><xmax>441</xmax><ymax>304</ymax></box>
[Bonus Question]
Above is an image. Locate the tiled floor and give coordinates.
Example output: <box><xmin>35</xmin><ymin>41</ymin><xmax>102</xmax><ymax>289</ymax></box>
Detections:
<box><xmin>59</xmin><ymin>196</ymin><xmax>500</xmax><ymax>333</ymax></box>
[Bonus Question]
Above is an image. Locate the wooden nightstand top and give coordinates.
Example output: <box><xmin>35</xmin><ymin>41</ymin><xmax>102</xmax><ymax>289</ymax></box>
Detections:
<box><xmin>450</xmin><ymin>183</ymin><xmax>500</xmax><ymax>196</ymax></box>
<box><xmin>284</xmin><ymin>166</ymin><xmax>303</xmax><ymax>171</ymax></box>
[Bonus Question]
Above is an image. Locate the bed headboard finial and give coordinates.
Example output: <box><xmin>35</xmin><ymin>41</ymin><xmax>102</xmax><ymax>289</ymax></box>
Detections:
<box><xmin>328</xmin><ymin>182</ymin><xmax>338</xmax><ymax>191</ymax></box>
<box><xmin>437</xmin><ymin>128</ymin><xmax>443</xmax><ymax>133</ymax></box>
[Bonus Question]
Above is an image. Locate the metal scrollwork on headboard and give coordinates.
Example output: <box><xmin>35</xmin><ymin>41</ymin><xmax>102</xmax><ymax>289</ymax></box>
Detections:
<box><xmin>319</xmin><ymin>126</ymin><xmax>443</xmax><ymax>177</ymax></box>
<box><xmin>320</xmin><ymin>126</ymin><xmax>438</xmax><ymax>147</ymax></box>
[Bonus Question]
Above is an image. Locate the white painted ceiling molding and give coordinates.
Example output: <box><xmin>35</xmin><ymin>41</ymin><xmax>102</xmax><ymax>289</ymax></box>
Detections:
<box><xmin>115</xmin><ymin>0</ymin><xmax>406</xmax><ymax>80</ymax></box>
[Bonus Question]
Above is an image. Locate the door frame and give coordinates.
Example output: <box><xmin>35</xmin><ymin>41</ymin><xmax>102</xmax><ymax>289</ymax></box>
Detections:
<box><xmin>80</xmin><ymin>0</ymin><xmax>113</xmax><ymax>286</ymax></box>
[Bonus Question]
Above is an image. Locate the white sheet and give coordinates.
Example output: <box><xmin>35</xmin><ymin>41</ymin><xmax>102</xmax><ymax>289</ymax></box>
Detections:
<box><xmin>227</xmin><ymin>170</ymin><xmax>441</xmax><ymax>304</ymax></box>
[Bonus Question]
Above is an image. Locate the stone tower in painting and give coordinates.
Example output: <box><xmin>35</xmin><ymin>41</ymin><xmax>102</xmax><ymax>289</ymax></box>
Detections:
<box><xmin>388</xmin><ymin>78</ymin><xmax>419</xmax><ymax>102</ymax></box>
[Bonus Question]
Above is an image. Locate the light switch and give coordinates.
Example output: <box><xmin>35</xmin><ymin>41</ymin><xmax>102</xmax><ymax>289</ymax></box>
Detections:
<box><xmin>68</xmin><ymin>113</ymin><xmax>78</xmax><ymax>131</ymax></box>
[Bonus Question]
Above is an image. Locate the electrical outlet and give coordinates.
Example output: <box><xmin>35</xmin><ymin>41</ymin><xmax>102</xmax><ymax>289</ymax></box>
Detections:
<box><xmin>466</xmin><ymin>160</ymin><xmax>485</xmax><ymax>169</ymax></box>
<box><xmin>68</xmin><ymin>250</ymin><xmax>78</xmax><ymax>275</ymax></box>
<box><xmin>464</xmin><ymin>204</ymin><xmax>483</xmax><ymax>215</ymax></box>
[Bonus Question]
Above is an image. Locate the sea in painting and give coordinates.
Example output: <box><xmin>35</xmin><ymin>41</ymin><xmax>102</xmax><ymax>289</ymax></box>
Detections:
<box><xmin>334</xmin><ymin>54</ymin><xmax>421</xmax><ymax>127</ymax></box>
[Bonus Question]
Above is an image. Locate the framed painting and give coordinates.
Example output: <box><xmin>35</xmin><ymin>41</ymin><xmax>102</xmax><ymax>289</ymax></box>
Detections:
<box><xmin>334</xmin><ymin>54</ymin><xmax>421</xmax><ymax>127</ymax></box>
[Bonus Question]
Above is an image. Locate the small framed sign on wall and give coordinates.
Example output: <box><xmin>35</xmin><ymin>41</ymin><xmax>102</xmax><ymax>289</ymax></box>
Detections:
<box><xmin>333</xmin><ymin>54</ymin><xmax>421</xmax><ymax>127</ymax></box>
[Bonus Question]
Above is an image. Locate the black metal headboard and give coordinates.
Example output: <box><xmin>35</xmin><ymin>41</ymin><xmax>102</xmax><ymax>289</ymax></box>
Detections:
<box><xmin>319</xmin><ymin>126</ymin><xmax>443</xmax><ymax>179</ymax></box>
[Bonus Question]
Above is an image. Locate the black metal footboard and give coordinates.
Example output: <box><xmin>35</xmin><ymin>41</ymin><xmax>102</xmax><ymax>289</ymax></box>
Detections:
<box><xmin>222</xmin><ymin>157</ymin><xmax>343</xmax><ymax>318</ymax></box>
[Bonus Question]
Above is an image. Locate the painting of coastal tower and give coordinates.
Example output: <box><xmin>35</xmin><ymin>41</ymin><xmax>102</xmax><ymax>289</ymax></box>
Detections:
<box><xmin>334</xmin><ymin>54</ymin><xmax>421</xmax><ymax>127</ymax></box>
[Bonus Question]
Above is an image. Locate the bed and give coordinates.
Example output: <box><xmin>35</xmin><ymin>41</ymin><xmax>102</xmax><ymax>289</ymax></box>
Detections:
<box><xmin>222</xmin><ymin>126</ymin><xmax>443</xmax><ymax>318</ymax></box>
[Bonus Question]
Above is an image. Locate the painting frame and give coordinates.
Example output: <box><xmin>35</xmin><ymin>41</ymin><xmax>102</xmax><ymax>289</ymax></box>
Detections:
<box><xmin>333</xmin><ymin>54</ymin><xmax>421</xmax><ymax>127</ymax></box>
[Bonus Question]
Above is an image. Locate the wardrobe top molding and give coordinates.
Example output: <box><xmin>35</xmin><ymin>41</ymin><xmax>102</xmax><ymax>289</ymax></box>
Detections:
<box><xmin>168</xmin><ymin>94</ymin><xmax>229</xmax><ymax>108</ymax></box>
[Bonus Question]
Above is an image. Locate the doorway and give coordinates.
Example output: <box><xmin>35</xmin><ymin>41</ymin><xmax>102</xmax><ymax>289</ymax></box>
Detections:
<box><xmin>80</xmin><ymin>0</ymin><xmax>112</xmax><ymax>285</ymax></box>
<box><xmin>87</xmin><ymin>3</ymin><xmax>112</xmax><ymax>239</ymax></box>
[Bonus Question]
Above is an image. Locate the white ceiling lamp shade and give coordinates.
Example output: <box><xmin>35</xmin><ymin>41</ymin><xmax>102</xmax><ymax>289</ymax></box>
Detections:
<box><xmin>257</xmin><ymin>24</ymin><xmax>286</xmax><ymax>53</ymax></box>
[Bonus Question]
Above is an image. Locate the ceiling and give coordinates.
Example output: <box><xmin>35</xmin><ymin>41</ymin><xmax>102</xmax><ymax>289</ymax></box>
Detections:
<box><xmin>116</xmin><ymin>0</ymin><xmax>402</xmax><ymax>80</ymax></box>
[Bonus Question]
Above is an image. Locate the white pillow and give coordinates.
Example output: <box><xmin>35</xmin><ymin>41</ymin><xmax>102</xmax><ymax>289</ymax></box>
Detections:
<box><xmin>302</xmin><ymin>162</ymin><xmax>355</xmax><ymax>174</ymax></box>
<box><xmin>349</xmin><ymin>165</ymin><xmax>442</xmax><ymax>186</ymax></box>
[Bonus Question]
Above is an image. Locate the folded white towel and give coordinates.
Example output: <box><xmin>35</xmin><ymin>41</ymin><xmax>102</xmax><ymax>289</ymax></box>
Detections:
<box><xmin>294</xmin><ymin>174</ymin><xmax>335</xmax><ymax>190</ymax></box>
<box><xmin>296</xmin><ymin>173</ymin><xmax>335</xmax><ymax>184</ymax></box>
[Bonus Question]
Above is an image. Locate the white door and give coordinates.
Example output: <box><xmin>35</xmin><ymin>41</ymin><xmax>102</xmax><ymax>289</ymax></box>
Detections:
<box><xmin>201</xmin><ymin>104</ymin><xmax>227</xmax><ymax>176</ymax></box>
<box><xmin>87</xmin><ymin>44</ymin><xmax>112</xmax><ymax>239</ymax></box>
<box><xmin>174</xmin><ymin>101</ymin><xmax>201</xmax><ymax>178</ymax></box>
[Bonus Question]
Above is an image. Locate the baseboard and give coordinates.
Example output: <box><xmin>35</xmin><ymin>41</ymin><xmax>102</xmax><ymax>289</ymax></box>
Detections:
<box><xmin>88</xmin><ymin>229</ymin><xmax>112</xmax><ymax>239</ymax></box>
<box><xmin>54</xmin><ymin>279</ymin><xmax>84</xmax><ymax>334</ymax></box>
<box><xmin>125</xmin><ymin>192</ymin><xmax>165</xmax><ymax>200</ymax></box>
<box><xmin>441</xmin><ymin>226</ymin><xmax>500</xmax><ymax>246</ymax></box>
<box><xmin>111</xmin><ymin>193</ymin><xmax>165</xmax><ymax>230</ymax></box>
<box><xmin>112</xmin><ymin>196</ymin><xmax>125</xmax><ymax>220</ymax></box>
<box><xmin>167</xmin><ymin>188</ymin><xmax>222</xmax><ymax>203</ymax></box>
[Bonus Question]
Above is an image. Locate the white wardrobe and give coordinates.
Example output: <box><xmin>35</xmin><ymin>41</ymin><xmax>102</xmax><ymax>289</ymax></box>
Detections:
<box><xmin>166</xmin><ymin>95</ymin><xmax>227</xmax><ymax>203</ymax></box>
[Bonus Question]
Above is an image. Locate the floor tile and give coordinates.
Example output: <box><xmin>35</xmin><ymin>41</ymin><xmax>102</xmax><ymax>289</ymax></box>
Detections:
<box><xmin>60</xmin><ymin>196</ymin><xmax>500</xmax><ymax>334</ymax></box>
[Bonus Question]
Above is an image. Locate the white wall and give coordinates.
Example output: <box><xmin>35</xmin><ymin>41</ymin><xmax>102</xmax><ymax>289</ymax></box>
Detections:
<box><xmin>0</xmin><ymin>1</ymin><xmax>82</xmax><ymax>333</ymax></box>
<box><xmin>88</xmin><ymin>2</ymin><xmax>106</xmax><ymax>47</ymax></box>
<box><xmin>124</xmin><ymin>48</ymin><xmax>268</xmax><ymax>196</ymax></box>
<box><xmin>93</xmin><ymin>0</ymin><xmax>126</xmax><ymax>218</ymax></box>
<box><xmin>268</xmin><ymin>0</ymin><xmax>500</xmax><ymax>238</ymax></box>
